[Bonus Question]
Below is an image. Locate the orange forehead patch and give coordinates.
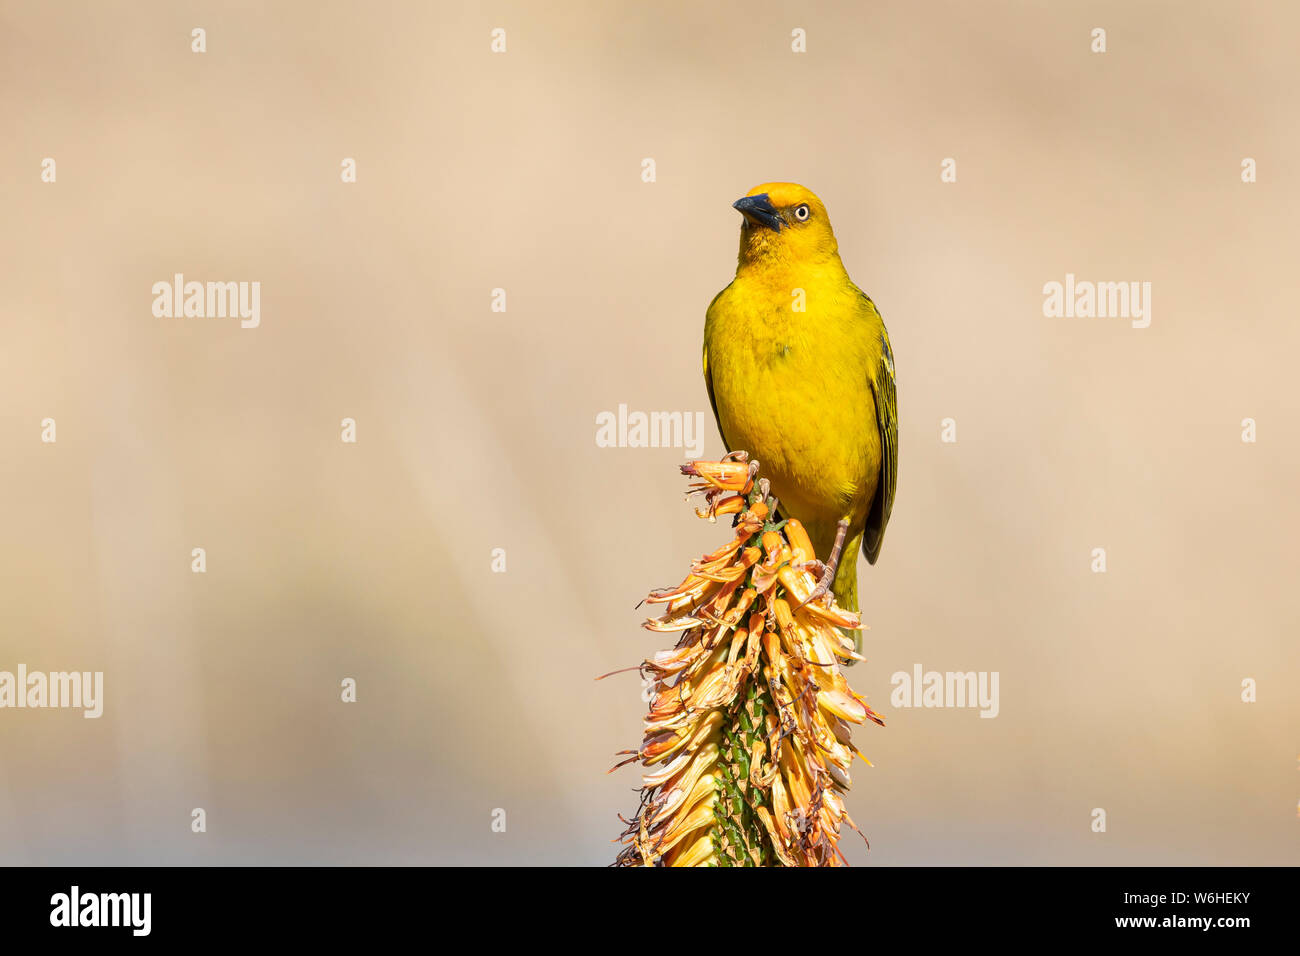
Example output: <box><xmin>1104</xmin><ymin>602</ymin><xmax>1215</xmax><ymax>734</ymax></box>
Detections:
<box><xmin>745</xmin><ymin>182</ymin><xmax>822</xmax><ymax>209</ymax></box>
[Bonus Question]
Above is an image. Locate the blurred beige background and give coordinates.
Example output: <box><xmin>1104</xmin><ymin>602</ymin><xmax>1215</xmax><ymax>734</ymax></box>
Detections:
<box><xmin>1</xmin><ymin>0</ymin><xmax>1297</xmax><ymax>865</ymax></box>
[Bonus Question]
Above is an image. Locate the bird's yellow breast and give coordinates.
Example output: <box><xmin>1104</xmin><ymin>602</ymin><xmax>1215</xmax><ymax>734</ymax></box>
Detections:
<box><xmin>705</xmin><ymin>270</ymin><xmax>881</xmax><ymax>531</ymax></box>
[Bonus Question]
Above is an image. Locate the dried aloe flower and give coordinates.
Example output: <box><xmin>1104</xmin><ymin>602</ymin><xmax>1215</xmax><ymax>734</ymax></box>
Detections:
<box><xmin>610</xmin><ymin>457</ymin><xmax>884</xmax><ymax>867</ymax></box>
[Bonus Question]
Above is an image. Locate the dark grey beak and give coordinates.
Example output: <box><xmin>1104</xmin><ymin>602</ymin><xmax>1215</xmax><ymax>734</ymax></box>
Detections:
<box><xmin>733</xmin><ymin>193</ymin><xmax>782</xmax><ymax>231</ymax></box>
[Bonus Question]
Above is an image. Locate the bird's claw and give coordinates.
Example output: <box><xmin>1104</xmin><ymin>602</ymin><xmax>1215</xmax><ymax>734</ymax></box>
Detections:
<box><xmin>799</xmin><ymin>566</ymin><xmax>835</xmax><ymax>609</ymax></box>
<box><xmin>796</xmin><ymin>559</ymin><xmax>828</xmax><ymax>578</ymax></box>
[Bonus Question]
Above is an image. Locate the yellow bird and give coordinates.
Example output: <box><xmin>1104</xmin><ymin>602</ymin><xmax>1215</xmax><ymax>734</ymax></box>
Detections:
<box><xmin>703</xmin><ymin>183</ymin><xmax>897</xmax><ymax>624</ymax></box>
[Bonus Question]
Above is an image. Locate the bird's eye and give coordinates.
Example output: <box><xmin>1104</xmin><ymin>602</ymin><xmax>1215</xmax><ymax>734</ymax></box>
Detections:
<box><xmin>793</xmin><ymin>204</ymin><xmax>811</xmax><ymax>222</ymax></box>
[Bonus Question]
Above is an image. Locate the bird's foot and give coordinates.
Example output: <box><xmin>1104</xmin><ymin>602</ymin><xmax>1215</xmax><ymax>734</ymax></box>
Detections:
<box><xmin>796</xmin><ymin>558</ymin><xmax>828</xmax><ymax>580</ymax></box>
<box><xmin>794</xmin><ymin>517</ymin><xmax>850</xmax><ymax>610</ymax></box>
<box><xmin>755</xmin><ymin>480</ymin><xmax>781</xmax><ymax>524</ymax></box>
<box><xmin>800</xmin><ymin>563</ymin><xmax>836</xmax><ymax>608</ymax></box>
<box><xmin>744</xmin><ymin>459</ymin><xmax>761</xmax><ymax>493</ymax></box>
<box><xmin>720</xmin><ymin>449</ymin><xmax>749</xmax><ymax>463</ymax></box>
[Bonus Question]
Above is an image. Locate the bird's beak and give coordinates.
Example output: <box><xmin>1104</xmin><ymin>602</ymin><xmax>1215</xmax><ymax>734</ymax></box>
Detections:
<box><xmin>733</xmin><ymin>193</ymin><xmax>782</xmax><ymax>232</ymax></box>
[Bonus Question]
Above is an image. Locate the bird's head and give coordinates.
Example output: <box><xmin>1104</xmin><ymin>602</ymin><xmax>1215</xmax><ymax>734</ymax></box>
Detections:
<box><xmin>732</xmin><ymin>182</ymin><xmax>839</xmax><ymax>270</ymax></box>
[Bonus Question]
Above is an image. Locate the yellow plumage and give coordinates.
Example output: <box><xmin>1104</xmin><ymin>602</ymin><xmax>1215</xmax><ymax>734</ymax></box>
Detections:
<box><xmin>703</xmin><ymin>183</ymin><xmax>897</xmax><ymax>615</ymax></box>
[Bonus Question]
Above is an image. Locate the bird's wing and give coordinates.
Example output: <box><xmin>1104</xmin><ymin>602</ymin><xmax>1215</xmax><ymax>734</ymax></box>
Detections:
<box><xmin>702</xmin><ymin>338</ymin><xmax>730</xmax><ymax>453</ymax></box>
<box><xmin>703</xmin><ymin>290</ymin><xmax>733</xmax><ymax>453</ymax></box>
<box><xmin>863</xmin><ymin>304</ymin><xmax>897</xmax><ymax>565</ymax></box>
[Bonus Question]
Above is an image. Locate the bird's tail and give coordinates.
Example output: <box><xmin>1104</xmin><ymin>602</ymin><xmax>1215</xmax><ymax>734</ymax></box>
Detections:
<box><xmin>831</xmin><ymin>530</ymin><xmax>864</xmax><ymax>662</ymax></box>
<box><xmin>830</xmin><ymin>545</ymin><xmax>859</xmax><ymax>614</ymax></box>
